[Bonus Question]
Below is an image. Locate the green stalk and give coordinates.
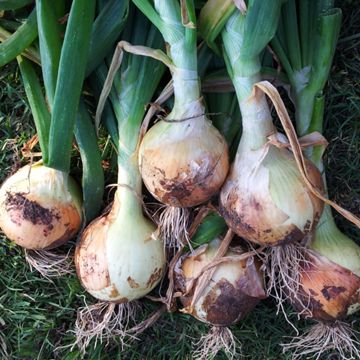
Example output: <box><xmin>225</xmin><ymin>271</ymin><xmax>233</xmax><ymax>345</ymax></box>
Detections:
<box><xmin>47</xmin><ymin>0</ymin><xmax>95</xmax><ymax>172</ymax></box>
<box><xmin>282</xmin><ymin>0</ymin><xmax>302</xmax><ymax>71</ymax></box>
<box><xmin>0</xmin><ymin>0</ymin><xmax>32</xmax><ymax>10</ymax></box>
<box><xmin>0</xmin><ymin>9</ymin><xmax>37</xmax><ymax>67</ymax></box>
<box><xmin>37</xmin><ymin>0</ymin><xmax>103</xmax><ymax>221</ymax></box>
<box><xmin>85</xmin><ymin>0</ymin><xmax>129</xmax><ymax>76</ymax></box>
<box><xmin>134</xmin><ymin>0</ymin><xmax>200</xmax><ymax>118</ymax></box>
<box><xmin>299</xmin><ymin>0</ymin><xmax>309</xmax><ymax>66</ymax></box>
<box><xmin>107</xmin><ymin>13</ymin><xmax>165</xmax><ymax>213</ymax></box>
<box><xmin>74</xmin><ymin>100</ymin><xmax>105</xmax><ymax>222</ymax></box>
<box><xmin>221</xmin><ymin>1</ymin><xmax>282</xmax><ymax>149</ymax></box>
<box><xmin>0</xmin><ymin>25</ymin><xmax>40</xmax><ymax>64</ymax></box>
<box><xmin>16</xmin><ymin>56</ymin><xmax>50</xmax><ymax>163</ymax></box>
<box><xmin>36</xmin><ymin>0</ymin><xmax>63</xmax><ymax>110</ymax></box>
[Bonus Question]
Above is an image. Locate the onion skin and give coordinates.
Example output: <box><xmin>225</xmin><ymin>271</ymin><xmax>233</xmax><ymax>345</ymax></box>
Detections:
<box><xmin>139</xmin><ymin>115</ymin><xmax>229</xmax><ymax>208</ymax></box>
<box><xmin>174</xmin><ymin>239</ymin><xmax>266</xmax><ymax>326</ymax></box>
<box><xmin>0</xmin><ymin>163</ymin><xmax>82</xmax><ymax>250</ymax></box>
<box><xmin>292</xmin><ymin>250</ymin><xmax>360</xmax><ymax>321</ymax></box>
<box><xmin>75</xmin><ymin>196</ymin><xmax>165</xmax><ymax>303</ymax></box>
<box><xmin>220</xmin><ymin>145</ymin><xmax>324</xmax><ymax>246</ymax></box>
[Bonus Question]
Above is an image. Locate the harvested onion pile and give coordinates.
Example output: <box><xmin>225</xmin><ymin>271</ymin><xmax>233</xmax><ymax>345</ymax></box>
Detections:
<box><xmin>0</xmin><ymin>0</ymin><xmax>359</xmax><ymax>359</ymax></box>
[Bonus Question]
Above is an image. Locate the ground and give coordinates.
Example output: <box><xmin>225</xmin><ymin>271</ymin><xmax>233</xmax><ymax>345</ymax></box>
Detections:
<box><xmin>0</xmin><ymin>1</ymin><xmax>359</xmax><ymax>359</ymax></box>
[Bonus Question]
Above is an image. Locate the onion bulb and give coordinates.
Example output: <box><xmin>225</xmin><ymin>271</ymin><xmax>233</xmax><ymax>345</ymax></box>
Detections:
<box><xmin>220</xmin><ymin>133</ymin><xmax>324</xmax><ymax>246</ymax></box>
<box><xmin>139</xmin><ymin>85</ymin><xmax>228</xmax><ymax>209</ymax></box>
<box><xmin>75</xmin><ymin>182</ymin><xmax>165</xmax><ymax>303</ymax></box>
<box><xmin>0</xmin><ymin>162</ymin><xmax>82</xmax><ymax>250</ymax></box>
<box><xmin>174</xmin><ymin>238</ymin><xmax>266</xmax><ymax>326</ymax></box>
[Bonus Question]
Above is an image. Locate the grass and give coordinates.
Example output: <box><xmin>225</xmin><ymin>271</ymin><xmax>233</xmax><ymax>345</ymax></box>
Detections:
<box><xmin>1</xmin><ymin>2</ymin><xmax>360</xmax><ymax>359</ymax></box>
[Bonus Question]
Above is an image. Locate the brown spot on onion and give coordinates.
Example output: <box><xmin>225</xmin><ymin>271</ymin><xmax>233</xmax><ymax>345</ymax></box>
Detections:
<box><xmin>291</xmin><ymin>250</ymin><xmax>360</xmax><ymax>321</ymax></box>
<box><xmin>127</xmin><ymin>277</ymin><xmax>140</xmax><ymax>289</ymax></box>
<box><xmin>139</xmin><ymin>117</ymin><xmax>229</xmax><ymax>208</ymax></box>
<box><xmin>175</xmin><ymin>239</ymin><xmax>266</xmax><ymax>326</ymax></box>
<box><xmin>220</xmin><ymin>147</ymin><xmax>324</xmax><ymax>246</ymax></box>
<box><xmin>146</xmin><ymin>268</ymin><xmax>162</xmax><ymax>288</ymax></box>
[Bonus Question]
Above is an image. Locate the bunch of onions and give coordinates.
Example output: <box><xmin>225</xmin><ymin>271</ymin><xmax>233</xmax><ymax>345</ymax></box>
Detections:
<box><xmin>133</xmin><ymin>0</ymin><xmax>229</xmax><ymax>249</ymax></box>
<box><xmin>272</xmin><ymin>2</ymin><xmax>360</xmax><ymax>357</ymax></box>
<box><xmin>0</xmin><ymin>0</ymin><xmax>99</xmax><ymax>254</ymax></box>
<box><xmin>174</xmin><ymin>225</ymin><xmax>266</xmax><ymax>359</ymax></box>
<box><xmin>200</xmin><ymin>0</ymin><xmax>324</xmax><ymax>312</ymax></box>
<box><xmin>74</xmin><ymin>14</ymin><xmax>166</xmax><ymax>351</ymax></box>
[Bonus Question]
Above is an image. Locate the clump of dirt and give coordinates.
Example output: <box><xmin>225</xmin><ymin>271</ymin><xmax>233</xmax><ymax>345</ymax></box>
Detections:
<box><xmin>5</xmin><ymin>192</ymin><xmax>60</xmax><ymax>227</ymax></box>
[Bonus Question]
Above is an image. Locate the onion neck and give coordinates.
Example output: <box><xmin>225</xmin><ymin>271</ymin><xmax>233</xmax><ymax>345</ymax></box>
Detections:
<box><xmin>168</xmin><ymin>65</ymin><xmax>201</xmax><ymax>120</ymax></box>
<box><xmin>230</xmin><ymin>61</ymin><xmax>275</xmax><ymax>150</ymax></box>
<box><xmin>112</xmin><ymin>146</ymin><xmax>144</xmax><ymax>221</ymax></box>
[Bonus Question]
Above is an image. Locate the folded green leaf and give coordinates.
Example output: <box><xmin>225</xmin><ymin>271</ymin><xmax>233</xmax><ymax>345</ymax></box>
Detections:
<box><xmin>0</xmin><ymin>9</ymin><xmax>37</xmax><ymax>68</ymax></box>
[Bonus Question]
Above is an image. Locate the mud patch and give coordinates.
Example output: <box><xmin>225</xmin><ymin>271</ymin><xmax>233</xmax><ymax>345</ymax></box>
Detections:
<box><xmin>5</xmin><ymin>192</ymin><xmax>59</xmax><ymax>227</ymax></box>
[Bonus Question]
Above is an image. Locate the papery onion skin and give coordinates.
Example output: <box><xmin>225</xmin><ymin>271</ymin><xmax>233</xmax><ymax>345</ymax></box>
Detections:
<box><xmin>0</xmin><ymin>163</ymin><xmax>82</xmax><ymax>250</ymax></box>
<box><xmin>174</xmin><ymin>238</ymin><xmax>266</xmax><ymax>326</ymax></box>
<box><xmin>75</xmin><ymin>197</ymin><xmax>165</xmax><ymax>303</ymax></box>
<box><xmin>220</xmin><ymin>145</ymin><xmax>324</xmax><ymax>246</ymax></box>
<box><xmin>291</xmin><ymin>250</ymin><xmax>360</xmax><ymax>321</ymax></box>
<box><xmin>139</xmin><ymin>113</ymin><xmax>229</xmax><ymax>208</ymax></box>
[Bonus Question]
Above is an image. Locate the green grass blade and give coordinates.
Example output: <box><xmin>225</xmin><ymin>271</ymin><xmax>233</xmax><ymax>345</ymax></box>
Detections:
<box><xmin>0</xmin><ymin>0</ymin><xmax>32</xmax><ymax>10</ymax></box>
<box><xmin>36</xmin><ymin>0</ymin><xmax>63</xmax><ymax>109</ymax></box>
<box><xmin>47</xmin><ymin>0</ymin><xmax>96</xmax><ymax>172</ymax></box>
<box><xmin>74</xmin><ymin>100</ymin><xmax>104</xmax><ymax>223</ymax></box>
<box><xmin>85</xmin><ymin>0</ymin><xmax>129</xmax><ymax>76</ymax></box>
<box><xmin>16</xmin><ymin>56</ymin><xmax>50</xmax><ymax>163</ymax></box>
<box><xmin>0</xmin><ymin>9</ymin><xmax>37</xmax><ymax>67</ymax></box>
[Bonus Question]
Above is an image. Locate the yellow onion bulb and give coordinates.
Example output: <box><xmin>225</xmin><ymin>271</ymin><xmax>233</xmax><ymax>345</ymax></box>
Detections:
<box><xmin>174</xmin><ymin>238</ymin><xmax>266</xmax><ymax>326</ymax></box>
<box><xmin>138</xmin><ymin>104</ymin><xmax>229</xmax><ymax>207</ymax></box>
<box><xmin>75</xmin><ymin>195</ymin><xmax>165</xmax><ymax>303</ymax></box>
<box><xmin>291</xmin><ymin>250</ymin><xmax>360</xmax><ymax>321</ymax></box>
<box><xmin>0</xmin><ymin>162</ymin><xmax>82</xmax><ymax>250</ymax></box>
<box><xmin>220</xmin><ymin>143</ymin><xmax>324</xmax><ymax>246</ymax></box>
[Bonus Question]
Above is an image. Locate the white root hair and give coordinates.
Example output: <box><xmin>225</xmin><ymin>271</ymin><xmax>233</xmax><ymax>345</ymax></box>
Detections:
<box><xmin>265</xmin><ymin>243</ymin><xmax>312</xmax><ymax>331</ymax></box>
<box><xmin>25</xmin><ymin>249</ymin><xmax>74</xmax><ymax>280</ymax></box>
<box><xmin>192</xmin><ymin>326</ymin><xmax>241</xmax><ymax>360</ymax></box>
<box><xmin>71</xmin><ymin>300</ymin><xmax>142</xmax><ymax>354</ymax></box>
<box><xmin>282</xmin><ymin>320</ymin><xmax>360</xmax><ymax>360</ymax></box>
<box><xmin>158</xmin><ymin>206</ymin><xmax>191</xmax><ymax>253</ymax></box>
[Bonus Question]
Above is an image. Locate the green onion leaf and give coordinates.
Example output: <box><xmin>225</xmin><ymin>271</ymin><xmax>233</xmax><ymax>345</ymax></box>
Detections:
<box><xmin>17</xmin><ymin>56</ymin><xmax>50</xmax><ymax>163</ymax></box>
<box><xmin>47</xmin><ymin>0</ymin><xmax>96</xmax><ymax>172</ymax></box>
<box><xmin>0</xmin><ymin>9</ymin><xmax>37</xmax><ymax>68</ymax></box>
<box><xmin>0</xmin><ymin>0</ymin><xmax>32</xmax><ymax>10</ymax></box>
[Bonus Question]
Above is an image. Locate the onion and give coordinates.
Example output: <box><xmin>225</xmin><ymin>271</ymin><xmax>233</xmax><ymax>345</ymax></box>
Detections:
<box><xmin>220</xmin><ymin>132</ymin><xmax>324</xmax><ymax>246</ymax></box>
<box><xmin>133</xmin><ymin>0</ymin><xmax>229</xmax><ymax>250</ymax></box>
<box><xmin>282</xmin><ymin>206</ymin><xmax>360</xmax><ymax>359</ymax></box>
<box><xmin>175</xmin><ymin>238</ymin><xmax>266</xmax><ymax>325</ymax></box>
<box><xmin>174</xmin><ymin>237</ymin><xmax>266</xmax><ymax>359</ymax></box>
<box><xmin>0</xmin><ymin>162</ymin><xmax>82</xmax><ymax>250</ymax></box>
<box><xmin>75</xmin><ymin>187</ymin><xmax>165</xmax><ymax>303</ymax></box>
<box><xmin>139</xmin><ymin>101</ymin><xmax>228</xmax><ymax>208</ymax></box>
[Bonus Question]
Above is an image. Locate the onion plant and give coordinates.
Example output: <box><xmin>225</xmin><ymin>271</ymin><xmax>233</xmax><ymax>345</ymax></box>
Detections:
<box><xmin>128</xmin><ymin>0</ymin><xmax>229</xmax><ymax>250</ymax></box>
<box><xmin>199</xmin><ymin>0</ymin><xmax>326</xmax><ymax>321</ymax></box>
<box><xmin>74</xmin><ymin>11</ymin><xmax>166</xmax><ymax>352</ymax></box>
<box><xmin>273</xmin><ymin>1</ymin><xmax>360</xmax><ymax>358</ymax></box>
